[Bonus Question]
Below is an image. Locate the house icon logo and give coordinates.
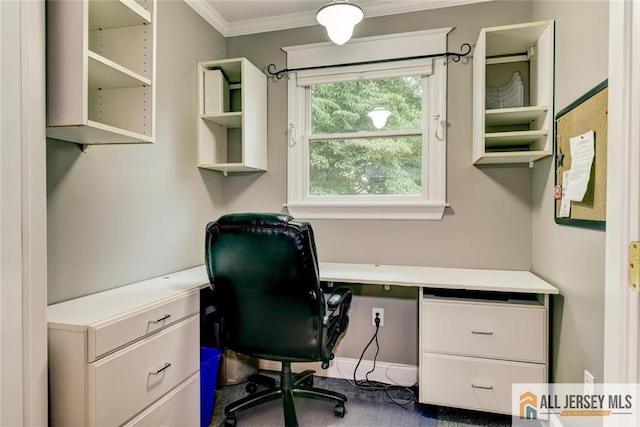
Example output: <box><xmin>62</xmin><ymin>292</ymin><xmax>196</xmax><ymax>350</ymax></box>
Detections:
<box><xmin>520</xmin><ymin>391</ymin><xmax>538</xmax><ymax>419</ymax></box>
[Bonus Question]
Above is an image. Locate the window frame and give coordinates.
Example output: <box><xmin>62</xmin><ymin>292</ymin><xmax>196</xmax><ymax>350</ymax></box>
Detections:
<box><xmin>284</xmin><ymin>29</ymin><xmax>451</xmax><ymax>220</ymax></box>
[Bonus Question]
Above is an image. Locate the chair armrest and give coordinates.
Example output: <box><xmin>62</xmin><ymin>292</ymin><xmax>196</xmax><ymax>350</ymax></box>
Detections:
<box><xmin>327</xmin><ymin>288</ymin><xmax>351</xmax><ymax>310</ymax></box>
<box><xmin>321</xmin><ymin>288</ymin><xmax>352</xmax><ymax>366</ymax></box>
<box><xmin>323</xmin><ymin>287</ymin><xmax>352</xmax><ymax>327</ymax></box>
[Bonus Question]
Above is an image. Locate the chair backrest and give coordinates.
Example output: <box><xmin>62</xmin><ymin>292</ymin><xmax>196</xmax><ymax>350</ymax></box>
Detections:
<box><xmin>205</xmin><ymin>213</ymin><xmax>325</xmax><ymax>362</ymax></box>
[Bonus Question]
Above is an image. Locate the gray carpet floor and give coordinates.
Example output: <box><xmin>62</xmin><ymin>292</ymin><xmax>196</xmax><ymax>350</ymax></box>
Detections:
<box><xmin>208</xmin><ymin>372</ymin><xmax>515</xmax><ymax>426</ymax></box>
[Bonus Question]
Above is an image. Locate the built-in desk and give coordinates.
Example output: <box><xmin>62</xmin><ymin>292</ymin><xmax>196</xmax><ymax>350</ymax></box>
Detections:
<box><xmin>48</xmin><ymin>263</ymin><xmax>558</xmax><ymax>423</ymax></box>
<box><xmin>320</xmin><ymin>262</ymin><xmax>559</xmax><ymax>415</ymax></box>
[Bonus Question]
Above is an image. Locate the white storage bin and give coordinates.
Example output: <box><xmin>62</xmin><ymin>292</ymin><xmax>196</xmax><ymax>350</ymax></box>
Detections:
<box><xmin>204</xmin><ymin>69</ymin><xmax>229</xmax><ymax>114</ymax></box>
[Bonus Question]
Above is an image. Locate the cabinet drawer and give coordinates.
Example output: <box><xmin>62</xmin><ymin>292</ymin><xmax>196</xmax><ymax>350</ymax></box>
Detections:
<box><xmin>420</xmin><ymin>353</ymin><xmax>545</xmax><ymax>414</ymax></box>
<box><xmin>88</xmin><ymin>289</ymin><xmax>199</xmax><ymax>361</ymax></box>
<box><xmin>421</xmin><ymin>299</ymin><xmax>545</xmax><ymax>363</ymax></box>
<box><xmin>88</xmin><ymin>315</ymin><xmax>199</xmax><ymax>427</ymax></box>
<box><xmin>124</xmin><ymin>373</ymin><xmax>200</xmax><ymax>427</ymax></box>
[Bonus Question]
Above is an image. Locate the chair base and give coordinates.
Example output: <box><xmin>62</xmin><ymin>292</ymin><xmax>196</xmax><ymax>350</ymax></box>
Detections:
<box><xmin>224</xmin><ymin>362</ymin><xmax>347</xmax><ymax>427</ymax></box>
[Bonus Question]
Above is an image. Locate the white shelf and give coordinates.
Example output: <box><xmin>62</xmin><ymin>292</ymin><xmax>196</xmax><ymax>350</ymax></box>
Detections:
<box><xmin>46</xmin><ymin>0</ymin><xmax>156</xmax><ymax>146</ymax></box>
<box><xmin>88</xmin><ymin>51</ymin><xmax>151</xmax><ymax>89</ymax></box>
<box><xmin>473</xmin><ymin>151</ymin><xmax>552</xmax><ymax>165</ymax></box>
<box><xmin>201</xmin><ymin>112</ymin><xmax>242</xmax><ymax>128</ymax></box>
<box><xmin>485</xmin><ymin>130</ymin><xmax>549</xmax><ymax>147</ymax></box>
<box><xmin>485</xmin><ymin>22</ymin><xmax>550</xmax><ymax>57</ymax></box>
<box><xmin>88</xmin><ymin>0</ymin><xmax>151</xmax><ymax>30</ymax></box>
<box><xmin>197</xmin><ymin>58</ymin><xmax>267</xmax><ymax>173</ymax></box>
<box><xmin>485</xmin><ymin>105</ymin><xmax>548</xmax><ymax>127</ymax></box>
<box><xmin>197</xmin><ymin>163</ymin><xmax>266</xmax><ymax>173</ymax></box>
<box><xmin>47</xmin><ymin>120</ymin><xmax>152</xmax><ymax>145</ymax></box>
<box><xmin>472</xmin><ymin>21</ymin><xmax>554</xmax><ymax>166</ymax></box>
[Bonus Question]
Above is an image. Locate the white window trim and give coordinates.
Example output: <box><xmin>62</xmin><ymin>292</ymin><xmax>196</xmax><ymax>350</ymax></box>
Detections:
<box><xmin>284</xmin><ymin>28</ymin><xmax>451</xmax><ymax>220</ymax></box>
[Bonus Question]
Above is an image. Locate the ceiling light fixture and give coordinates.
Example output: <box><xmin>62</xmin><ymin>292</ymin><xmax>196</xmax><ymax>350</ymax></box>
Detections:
<box><xmin>367</xmin><ymin>107</ymin><xmax>391</xmax><ymax>129</ymax></box>
<box><xmin>316</xmin><ymin>0</ymin><xmax>364</xmax><ymax>46</ymax></box>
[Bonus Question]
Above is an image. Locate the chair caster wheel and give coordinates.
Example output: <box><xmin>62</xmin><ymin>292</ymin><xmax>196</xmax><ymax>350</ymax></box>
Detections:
<box><xmin>334</xmin><ymin>403</ymin><xmax>346</xmax><ymax>418</ymax></box>
<box><xmin>302</xmin><ymin>377</ymin><xmax>314</xmax><ymax>387</ymax></box>
<box><xmin>245</xmin><ymin>382</ymin><xmax>257</xmax><ymax>394</ymax></box>
<box><xmin>224</xmin><ymin>415</ymin><xmax>237</xmax><ymax>426</ymax></box>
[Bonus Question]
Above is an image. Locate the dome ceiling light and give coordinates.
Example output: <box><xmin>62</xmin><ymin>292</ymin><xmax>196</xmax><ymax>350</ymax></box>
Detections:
<box><xmin>316</xmin><ymin>0</ymin><xmax>364</xmax><ymax>46</ymax></box>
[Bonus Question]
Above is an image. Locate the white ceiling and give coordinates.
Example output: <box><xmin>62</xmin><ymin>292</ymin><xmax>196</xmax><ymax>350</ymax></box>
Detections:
<box><xmin>185</xmin><ymin>0</ymin><xmax>493</xmax><ymax>37</ymax></box>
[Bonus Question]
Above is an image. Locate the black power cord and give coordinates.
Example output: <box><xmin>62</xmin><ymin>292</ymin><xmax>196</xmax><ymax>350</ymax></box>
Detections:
<box><xmin>350</xmin><ymin>313</ymin><xmax>417</xmax><ymax>407</ymax></box>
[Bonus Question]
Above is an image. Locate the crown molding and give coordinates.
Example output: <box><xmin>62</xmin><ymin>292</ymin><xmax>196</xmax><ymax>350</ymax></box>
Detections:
<box><xmin>226</xmin><ymin>9</ymin><xmax>319</xmax><ymax>37</ymax></box>
<box><xmin>184</xmin><ymin>0</ymin><xmax>229</xmax><ymax>36</ymax></box>
<box><xmin>187</xmin><ymin>0</ymin><xmax>493</xmax><ymax>38</ymax></box>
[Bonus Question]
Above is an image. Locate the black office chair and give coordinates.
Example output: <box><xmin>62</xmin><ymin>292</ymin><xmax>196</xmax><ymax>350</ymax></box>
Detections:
<box><xmin>205</xmin><ymin>213</ymin><xmax>352</xmax><ymax>427</ymax></box>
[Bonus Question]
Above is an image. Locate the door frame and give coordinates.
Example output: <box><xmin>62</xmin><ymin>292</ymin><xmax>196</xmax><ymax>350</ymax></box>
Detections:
<box><xmin>0</xmin><ymin>1</ymin><xmax>48</xmax><ymax>425</ymax></box>
<box><xmin>604</xmin><ymin>0</ymin><xmax>640</xmax><ymax>388</ymax></box>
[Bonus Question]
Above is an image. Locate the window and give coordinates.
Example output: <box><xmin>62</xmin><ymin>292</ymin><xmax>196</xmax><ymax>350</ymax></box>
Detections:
<box><xmin>285</xmin><ymin>29</ymin><xmax>451</xmax><ymax>220</ymax></box>
<box><xmin>310</xmin><ymin>76</ymin><xmax>423</xmax><ymax>197</ymax></box>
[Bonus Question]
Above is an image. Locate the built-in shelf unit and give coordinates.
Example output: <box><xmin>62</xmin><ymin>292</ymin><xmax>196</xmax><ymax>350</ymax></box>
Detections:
<box><xmin>197</xmin><ymin>58</ymin><xmax>267</xmax><ymax>174</ymax></box>
<box><xmin>46</xmin><ymin>0</ymin><xmax>156</xmax><ymax>146</ymax></box>
<box><xmin>472</xmin><ymin>21</ymin><xmax>555</xmax><ymax>165</ymax></box>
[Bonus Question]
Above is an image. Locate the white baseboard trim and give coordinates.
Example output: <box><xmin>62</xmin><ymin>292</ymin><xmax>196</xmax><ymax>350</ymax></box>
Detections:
<box><xmin>259</xmin><ymin>356</ymin><xmax>418</xmax><ymax>387</ymax></box>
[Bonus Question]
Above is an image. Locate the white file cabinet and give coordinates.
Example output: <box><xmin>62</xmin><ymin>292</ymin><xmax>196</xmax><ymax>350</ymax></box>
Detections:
<box><xmin>47</xmin><ymin>266</ymin><xmax>207</xmax><ymax>426</ymax></box>
<box><xmin>419</xmin><ymin>290</ymin><xmax>548</xmax><ymax>414</ymax></box>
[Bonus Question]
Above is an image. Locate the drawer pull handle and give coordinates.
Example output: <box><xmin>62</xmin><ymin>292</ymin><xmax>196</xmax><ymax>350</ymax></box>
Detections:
<box><xmin>471</xmin><ymin>330</ymin><xmax>493</xmax><ymax>335</ymax></box>
<box><xmin>149</xmin><ymin>362</ymin><xmax>172</xmax><ymax>375</ymax></box>
<box><xmin>149</xmin><ymin>314</ymin><xmax>171</xmax><ymax>324</ymax></box>
<box><xmin>471</xmin><ymin>383</ymin><xmax>493</xmax><ymax>390</ymax></box>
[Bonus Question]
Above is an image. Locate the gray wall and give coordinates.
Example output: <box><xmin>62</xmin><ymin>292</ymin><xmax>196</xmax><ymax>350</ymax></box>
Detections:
<box><xmin>47</xmin><ymin>1</ymin><xmax>226</xmax><ymax>304</ymax></box>
<box><xmin>225</xmin><ymin>1</ymin><xmax>536</xmax><ymax>365</ymax></box>
<box><xmin>531</xmin><ymin>0</ymin><xmax>609</xmax><ymax>384</ymax></box>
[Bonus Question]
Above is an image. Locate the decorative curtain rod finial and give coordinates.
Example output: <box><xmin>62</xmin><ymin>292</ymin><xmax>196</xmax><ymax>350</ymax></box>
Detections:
<box><xmin>450</xmin><ymin>43</ymin><xmax>472</xmax><ymax>62</ymax></box>
<box><xmin>267</xmin><ymin>63</ymin><xmax>287</xmax><ymax>80</ymax></box>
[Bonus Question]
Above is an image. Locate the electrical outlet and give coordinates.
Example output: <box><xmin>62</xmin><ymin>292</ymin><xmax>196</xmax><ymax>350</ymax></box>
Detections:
<box><xmin>372</xmin><ymin>308</ymin><xmax>384</xmax><ymax>326</ymax></box>
<box><xmin>584</xmin><ymin>370</ymin><xmax>595</xmax><ymax>395</ymax></box>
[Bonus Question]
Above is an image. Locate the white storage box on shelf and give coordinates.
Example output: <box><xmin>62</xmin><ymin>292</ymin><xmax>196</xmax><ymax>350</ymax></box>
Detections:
<box><xmin>472</xmin><ymin>20</ymin><xmax>555</xmax><ymax>165</ymax></box>
<box><xmin>204</xmin><ymin>69</ymin><xmax>229</xmax><ymax>114</ymax></box>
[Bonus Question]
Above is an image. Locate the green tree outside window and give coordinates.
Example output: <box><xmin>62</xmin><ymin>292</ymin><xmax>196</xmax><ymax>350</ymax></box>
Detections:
<box><xmin>310</xmin><ymin>76</ymin><xmax>424</xmax><ymax>196</ymax></box>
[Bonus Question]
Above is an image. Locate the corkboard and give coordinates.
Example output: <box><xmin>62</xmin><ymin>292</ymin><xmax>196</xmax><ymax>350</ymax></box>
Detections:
<box><xmin>554</xmin><ymin>80</ymin><xmax>607</xmax><ymax>230</ymax></box>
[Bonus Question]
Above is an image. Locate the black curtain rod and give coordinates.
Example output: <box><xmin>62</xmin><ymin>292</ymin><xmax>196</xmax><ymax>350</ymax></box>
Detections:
<box><xmin>267</xmin><ymin>43</ymin><xmax>471</xmax><ymax>80</ymax></box>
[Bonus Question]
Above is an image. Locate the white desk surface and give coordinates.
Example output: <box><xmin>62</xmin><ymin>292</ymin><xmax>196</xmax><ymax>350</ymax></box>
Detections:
<box><xmin>320</xmin><ymin>262</ymin><xmax>559</xmax><ymax>295</ymax></box>
<box><xmin>47</xmin><ymin>265</ymin><xmax>209</xmax><ymax>330</ymax></box>
<box><xmin>48</xmin><ymin>262</ymin><xmax>558</xmax><ymax>328</ymax></box>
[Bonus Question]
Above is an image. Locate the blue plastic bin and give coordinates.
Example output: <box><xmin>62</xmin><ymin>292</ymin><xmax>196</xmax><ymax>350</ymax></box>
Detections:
<box><xmin>201</xmin><ymin>347</ymin><xmax>223</xmax><ymax>427</ymax></box>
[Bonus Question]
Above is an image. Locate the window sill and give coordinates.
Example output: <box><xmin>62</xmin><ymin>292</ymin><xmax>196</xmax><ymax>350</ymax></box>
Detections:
<box><xmin>284</xmin><ymin>202</ymin><xmax>447</xmax><ymax>220</ymax></box>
